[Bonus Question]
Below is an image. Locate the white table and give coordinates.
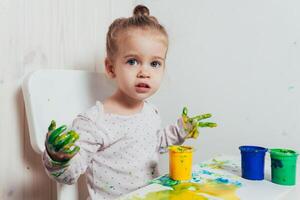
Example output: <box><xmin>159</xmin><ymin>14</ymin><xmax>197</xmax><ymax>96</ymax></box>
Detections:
<box><xmin>118</xmin><ymin>155</ymin><xmax>298</xmax><ymax>200</ymax></box>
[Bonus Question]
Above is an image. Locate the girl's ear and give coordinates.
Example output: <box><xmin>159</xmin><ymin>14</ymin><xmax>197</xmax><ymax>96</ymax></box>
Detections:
<box><xmin>105</xmin><ymin>57</ymin><xmax>116</xmax><ymax>78</ymax></box>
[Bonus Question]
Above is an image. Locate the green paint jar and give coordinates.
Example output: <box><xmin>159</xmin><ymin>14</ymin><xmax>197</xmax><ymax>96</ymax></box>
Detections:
<box><xmin>269</xmin><ymin>149</ymin><xmax>299</xmax><ymax>186</ymax></box>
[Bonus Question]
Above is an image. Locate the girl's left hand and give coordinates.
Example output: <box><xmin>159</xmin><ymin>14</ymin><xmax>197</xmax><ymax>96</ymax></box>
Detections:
<box><xmin>181</xmin><ymin>107</ymin><xmax>217</xmax><ymax>139</ymax></box>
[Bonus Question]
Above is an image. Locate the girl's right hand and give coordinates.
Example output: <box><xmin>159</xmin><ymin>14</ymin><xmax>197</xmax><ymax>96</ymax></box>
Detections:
<box><xmin>45</xmin><ymin>120</ymin><xmax>80</xmax><ymax>164</ymax></box>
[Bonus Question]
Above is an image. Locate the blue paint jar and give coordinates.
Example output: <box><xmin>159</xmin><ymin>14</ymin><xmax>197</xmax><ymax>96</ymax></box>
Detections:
<box><xmin>239</xmin><ymin>145</ymin><xmax>268</xmax><ymax>180</ymax></box>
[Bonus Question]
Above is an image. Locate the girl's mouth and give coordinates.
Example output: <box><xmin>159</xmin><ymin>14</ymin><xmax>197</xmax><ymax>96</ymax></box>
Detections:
<box><xmin>136</xmin><ymin>83</ymin><xmax>150</xmax><ymax>88</ymax></box>
<box><xmin>135</xmin><ymin>83</ymin><xmax>151</xmax><ymax>93</ymax></box>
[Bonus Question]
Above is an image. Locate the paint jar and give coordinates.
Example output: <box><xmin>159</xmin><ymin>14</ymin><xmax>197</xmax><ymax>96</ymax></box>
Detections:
<box><xmin>169</xmin><ymin>145</ymin><xmax>193</xmax><ymax>181</ymax></box>
<box><xmin>239</xmin><ymin>145</ymin><xmax>268</xmax><ymax>180</ymax></box>
<box><xmin>269</xmin><ymin>148</ymin><xmax>299</xmax><ymax>186</ymax></box>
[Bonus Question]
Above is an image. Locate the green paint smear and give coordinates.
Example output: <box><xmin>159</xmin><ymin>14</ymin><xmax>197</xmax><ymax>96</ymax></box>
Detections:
<box><xmin>151</xmin><ymin>175</ymin><xmax>179</xmax><ymax>186</ymax></box>
<box><xmin>128</xmin><ymin>181</ymin><xmax>240</xmax><ymax>200</ymax></box>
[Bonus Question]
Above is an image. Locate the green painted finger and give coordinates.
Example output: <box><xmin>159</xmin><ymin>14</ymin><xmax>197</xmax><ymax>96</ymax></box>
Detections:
<box><xmin>48</xmin><ymin>125</ymin><xmax>67</xmax><ymax>144</ymax></box>
<box><xmin>62</xmin><ymin>145</ymin><xmax>80</xmax><ymax>155</ymax></box>
<box><xmin>54</xmin><ymin>131</ymin><xmax>79</xmax><ymax>151</ymax></box>
<box><xmin>48</xmin><ymin>120</ymin><xmax>56</xmax><ymax>132</ymax></box>
<box><xmin>182</xmin><ymin>107</ymin><xmax>188</xmax><ymax>116</ymax></box>
<box><xmin>191</xmin><ymin>113</ymin><xmax>212</xmax><ymax>121</ymax></box>
<box><xmin>54</xmin><ymin>130</ymin><xmax>78</xmax><ymax>143</ymax></box>
<box><xmin>54</xmin><ymin>132</ymin><xmax>69</xmax><ymax>143</ymax></box>
<box><xmin>68</xmin><ymin>130</ymin><xmax>79</xmax><ymax>142</ymax></box>
<box><xmin>190</xmin><ymin>128</ymin><xmax>199</xmax><ymax>138</ymax></box>
<box><xmin>185</xmin><ymin>127</ymin><xmax>199</xmax><ymax>139</ymax></box>
<box><xmin>198</xmin><ymin>122</ymin><xmax>218</xmax><ymax>128</ymax></box>
<box><xmin>61</xmin><ymin>143</ymin><xmax>73</xmax><ymax>151</ymax></box>
<box><xmin>53</xmin><ymin>133</ymin><xmax>73</xmax><ymax>151</ymax></box>
<box><xmin>191</xmin><ymin>129</ymin><xmax>199</xmax><ymax>138</ymax></box>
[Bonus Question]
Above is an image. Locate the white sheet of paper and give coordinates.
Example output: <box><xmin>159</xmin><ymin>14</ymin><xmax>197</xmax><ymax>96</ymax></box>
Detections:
<box><xmin>118</xmin><ymin>155</ymin><xmax>295</xmax><ymax>200</ymax></box>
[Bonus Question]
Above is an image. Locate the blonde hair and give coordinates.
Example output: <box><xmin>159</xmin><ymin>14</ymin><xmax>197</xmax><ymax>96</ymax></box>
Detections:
<box><xmin>106</xmin><ymin>5</ymin><xmax>168</xmax><ymax>60</ymax></box>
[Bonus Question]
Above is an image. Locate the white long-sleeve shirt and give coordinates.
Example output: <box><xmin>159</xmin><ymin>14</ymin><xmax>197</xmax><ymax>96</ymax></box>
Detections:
<box><xmin>43</xmin><ymin>101</ymin><xmax>187</xmax><ymax>200</ymax></box>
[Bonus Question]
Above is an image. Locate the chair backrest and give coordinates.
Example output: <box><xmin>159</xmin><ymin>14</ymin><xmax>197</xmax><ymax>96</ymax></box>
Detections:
<box><xmin>22</xmin><ymin>69</ymin><xmax>115</xmax><ymax>154</ymax></box>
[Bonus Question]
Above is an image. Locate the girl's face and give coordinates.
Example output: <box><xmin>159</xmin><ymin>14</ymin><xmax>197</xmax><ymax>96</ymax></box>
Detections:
<box><xmin>106</xmin><ymin>29</ymin><xmax>168</xmax><ymax>102</ymax></box>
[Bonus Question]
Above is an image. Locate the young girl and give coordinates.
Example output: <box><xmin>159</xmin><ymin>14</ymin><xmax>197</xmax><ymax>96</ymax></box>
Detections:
<box><xmin>43</xmin><ymin>5</ymin><xmax>216</xmax><ymax>200</ymax></box>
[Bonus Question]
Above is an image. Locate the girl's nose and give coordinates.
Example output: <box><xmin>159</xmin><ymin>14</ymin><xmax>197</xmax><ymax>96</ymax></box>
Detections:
<box><xmin>137</xmin><ymin>66</ymin><xmax>150</xmax><ymax>78</ymax></box>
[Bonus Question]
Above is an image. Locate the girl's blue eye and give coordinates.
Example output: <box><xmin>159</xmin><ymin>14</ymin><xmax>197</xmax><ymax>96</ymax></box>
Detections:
<box><xmin>127</xmin><ymin>59</ymin><xmax>138</xmax><ymax>66</ymax></box>
<box><xmin>151</xmin><ymin>61</ymin><xmax>161</xmax><ymax>68</ymax></box>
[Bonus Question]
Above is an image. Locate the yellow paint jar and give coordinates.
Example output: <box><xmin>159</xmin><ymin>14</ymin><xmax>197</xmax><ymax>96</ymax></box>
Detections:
<box><xmin>169</xmin><ymin>145</ymin><xmax>194</xmax><ymax>181</ymax></box>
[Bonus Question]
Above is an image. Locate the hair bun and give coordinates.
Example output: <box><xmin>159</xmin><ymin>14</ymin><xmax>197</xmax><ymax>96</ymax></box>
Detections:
<box><xmin>133</xmin><ymin>5</ymin><xmax>150</xmax><ymax>17</ymax></box>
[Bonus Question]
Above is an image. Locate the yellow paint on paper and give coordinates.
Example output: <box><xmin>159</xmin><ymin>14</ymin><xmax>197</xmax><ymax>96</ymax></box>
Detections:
<box><xmin>130</xmin><ymin>181</ymin><xmax>240</xmax><ymax>200</ymax></box>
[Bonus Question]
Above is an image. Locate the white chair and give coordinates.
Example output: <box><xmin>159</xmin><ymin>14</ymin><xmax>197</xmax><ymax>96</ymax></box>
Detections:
<box><xmin>22</xmin><ymin>69</ymin><xmax>115</xmax><ymax>200</ymax></box>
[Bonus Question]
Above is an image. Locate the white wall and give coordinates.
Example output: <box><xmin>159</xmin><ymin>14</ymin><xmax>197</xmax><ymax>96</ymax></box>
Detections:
<box><xmin>1</xmin><ymin>0</ymin><xmax>300</xmax><ymax>199</ymax></box>
<box><xmin>136</xmin><ymin>0</ymin><xmax>300</xmax><ymax>173</ymax></box>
